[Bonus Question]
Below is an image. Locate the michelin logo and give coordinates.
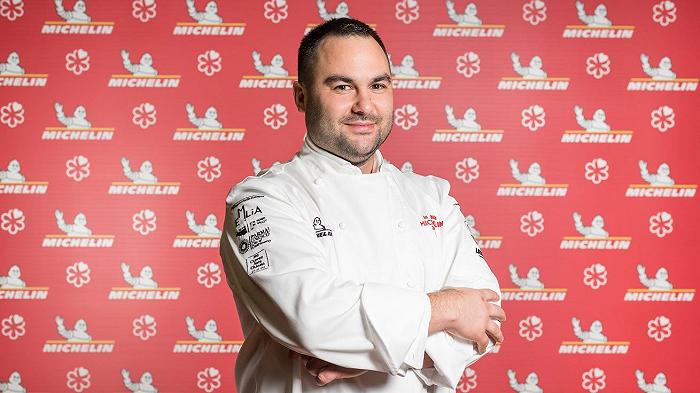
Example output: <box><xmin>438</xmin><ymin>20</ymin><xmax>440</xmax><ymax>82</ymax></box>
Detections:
<box><xmin>433</xmin><ymin>1</ymin><xmax>504</xmax><ymax>37</ymax></box>
<box><xmin>562</xmin><ymin>105</ymin><xmax>632</xmax><ymax>144</ymax></box>
<box><xmin>635</xmin><ymin>369</ymin><xmax>671</xmax><ymax>393</ymax></box>
<box><xmin>239</xmin><ymin>51</ymin><xmax>294</xmax><ymax>88</ymax></box>
<box><xmin>317</xmin><ymin>0</ymin><xmax>350</xmax><ymax>20</ymax></box>
<box><xmin>626</xmin><ymin>161</ymin><xmax>696</xmax><ymax>198</ymax></box>
<box><xmin>0</xmin><ymin>51</ymin><xmax>47</xmax><ymax>87</ymax></box>
<box><xmin>109</xmin><ymin>50</ymin><xmax>180</xmax><ymax>88</ymax></box>
<box><xmin>122</xmin><ymin>369</ymin><xmax>158</xmax><ymax>393</ymax></box>
<box><xmin>0</xmin><ymin>265</ymin><xmax>49</xmax><ymax>300</ymax></box>
<box><xmin>434</xmin><ymin>105</ymin><xmax>503</xmax><ymax>142</ymax></box>
<box><xmin>173</xmin><ymin>317</ymin><xmax>241</xmax><ymax>353</ymax></box>
<box><xmin>625</xmin><ymin>265</ymin><xmax>694</xmax><ymax>302</ymax></box>
<box><xmin>109</xmin><ymin>263</ymin><xmax>179</xmax><ymax>300</ymax></box>
<box><xmin>498</xmin><ymin>53</ymin><xmax>569</xmax><ymax>90</ymax></box>
<box><xmin>497</xmin><ymin>160</ymin><xmax>568</xmax><ymax>197</ymax></box>
<box><xmin>389</xmin><ymin>54</ymin><xmax>441</xmax><ymax>89</ymax></box>
<box><xmin>43</xmin><ymin>102</ymin><xmax>114</xmax><ymax>141</ymax></box>
<box><xmin>0</xmin><ymin>160</ymin><xmax>49</xmax><ymax>195</ymax></box>
<box><xmin>502</xmin><ymin>264</ymin><xmax>566</xmax><ymax>301</ymax></box>
<box><xmin>563</xmin><ymin>1</ymin><xmax>634</xmax><ymax>38</ymax></box>
<box><xmin>43</xmin><ymin>316</ymin><xmax>114</xmax><ymax>353</ymax></box>
<box><xmin>42</xmin><ymin>0</ymin><xmax>115</xmax><ymax>35</ymax></box>
<box><xmin>628</xmin><ymin>54</ymin><xmax>697</xmax><ymax>92</ymax></box>
<box><xmin>465</xmin><ymin>214</ymin><xmax>502</xmax><ymax>249</ymax></box>
<box><xmin>507</xmin><ymin>369</ymin><xmax>543</xmax><ymax>393</ymax></box>
<box><xmin>173</xmin><ymin>211</ymin><xmax>221</xmax><ymax>248</ymax></box>
<box><xmin>559</xmin><ymin>317</ymin><xmax>629</xmax><ymax>354</ymax></box>
<box><xmin>0</xmin><ymin>372</ymin><xmax>26</xmax><ymax>393</ymax></box>
<box><xmin>173</xmin><ymin>0</ymin><xmax>246</xmax><ymax>35</ymax></box>
<box><xmin>109</xmin><ymin>157</ymin><xmax>180</xmax><ymax>195</ymax></box>
<box><xmin>174</xmin><ymin>103</ymin><xmax>244</xmax><ymax>141</ymax></box>
<box><xmin>560</xmin><ymin>212</ymin><xmax>631</xmax><ymax>250</ymax></box>
<box><xmin>42</xmin><ymin>210</ymin><xmax>114</xmax><ymax>248</ymax></box>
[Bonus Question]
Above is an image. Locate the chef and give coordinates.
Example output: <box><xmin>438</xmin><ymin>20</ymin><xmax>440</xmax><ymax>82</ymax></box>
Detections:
<box><xmin>220</xmin><ymin>18</ymin><xmax>504</xmax><ymax>393</ymax></box>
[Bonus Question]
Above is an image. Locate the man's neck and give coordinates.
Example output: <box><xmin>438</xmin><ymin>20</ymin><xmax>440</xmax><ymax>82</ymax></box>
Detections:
<box><xmin>357</xmin><ymin>155</ymin><xmax>377</xmax><ymax>174</ymax></box>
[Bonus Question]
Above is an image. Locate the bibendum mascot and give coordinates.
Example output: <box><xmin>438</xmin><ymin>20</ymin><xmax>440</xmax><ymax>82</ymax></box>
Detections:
<box><xmin>186</xmin><ymin>0</ymin><xmax>222</xmax><ymax>24</ymax></box>
<box><xmin>637</xmin><ymin>264</ymin><xmax>672</xmax><ymax>290</ymax></box>
<box><xmin>186</xmin><ymin>103</ymin><xmax>223</xmax><ymax>130</ymax></box>
<box><xmin>0</xmin><ymin>160</ymin><xmax>25</xmax><ymax>183</ymax></box>
<box><xmin>641</xmin><ymin>54</ymin><xmax>676</xmax><ymax>81</ymax></box>
<box><xmin>252</xmin><ymin>51</ymin><xmax>288</xmax><ymax>77</ymax></box>
<box><xmin>511</xmin><ymin>52</ymin><xmax>547</xmax><ymax>79</ymax></box>
<box><xmin>121</xmin><ymin>50</ymin><xmax>158</xmax><ymax>76</ymax></box>
<box><xmin>185</xmin><ymin>316</ymin><xmax>222</xmax><ymax>342</ymax></box>
<box><xmin>509</xmin><ymin>264</ymin><xmax>544</xmax><ymax>289</ymax></box>
<box><xmin>575</xmin><ymin>105</ymin><xmax>610</xmax><ymax>132</ymax></box>
<box><xmin>0</xmin><ymin>371</ymin><xmax>26</xmax><ymax>393</ymax></box>
<box><xmin>186</xmin><ymin>210</ymin><xmax>222</xmax><ymax>237</ymax></box>
<box><xmin>635</xmin><ymin>370</ymin><xmax>671</xmax><ymax>393</ymax></box>
<box><xmin>510</xmin><ymin>160</ymin><xmax>545</xmax><ymax>185</ymax></box>
<box><xmin>572</xmin><ymin>317</ymin><xmax>607</xmax><ymax>343</ymax></box>
<box><xmin>639</xmin><ymin>161</ymin><xmax>674</xmax><ymax>186</ymax></box>
<box><xmin>0</xmin><ymin>265</ymin><xmax>26</xmax><ymax>289</ymax></box>
<box><xmin>575</xmin><ymin>1</ymin><xmax>612</xmax><ymax>26</ymax></box>
<box><xmin>55</xmin><ymin>0</ymin><xmax>91</xmax><ymax>23</ymax></box>
<box><xmin>122</xmin><ymin>369</ymin><xmax>158</xmax><ymax>393</ymax></box>
<box><xmin>445</xmin><ymin>105</ymin><xmax>481</xmax><ymax>131</ymax></box>
<box><xmin>55</xmin><ymin>210</ymin><xmax>92</xmax><ymax>237</ymax></box>
<box><xmin>0</xmin><ymin>52</ymin><xmax>24</xmax><ymax>75</ymax></box>
<box><xmin>317</xmin><ymin>0</ymin><xmax>349</xmax><ymax>20</ymax></box>
<box><xmin>121</xmin><ymin>263</ymin><xmax>158</xmax><ymax>289</ymax></box>
<box><xmin>121</xmin><ymin>157</ymin><xmax>158</xmax><ymax>184</ymax></box>
<box><xmin>55</xmin><ymin>102</ymin><xmax>91</xmax><ymax>129</ymax></box>
<box><xmin>507</xmin><ymin>369</ymin><xmax>543</xmax><ymax>393</ymax></box>
<box><xmin>389</xmin><ymin>54</ymin><xmax>419</xmax><ymax>77</ymax></box>
<box><xmin>446</xmin><ymin>1</ymin><xmax>482</xmax><ymax>25</ymax></box>
<box><xmin>573</xmin><ymin>212</ymin><xmax>608</xmax><ymax>238</ymax></box>
<box><xmin>56</xmin><ymin>316</ymin><xmax>91</xmax><ymax>341</ymax></box>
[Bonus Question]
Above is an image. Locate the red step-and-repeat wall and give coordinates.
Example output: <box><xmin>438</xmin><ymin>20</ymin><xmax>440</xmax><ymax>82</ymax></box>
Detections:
<box><xmin>1</xmin><ymin>0</ymin><xmax>698</xmax><ymax>392</ymax></box>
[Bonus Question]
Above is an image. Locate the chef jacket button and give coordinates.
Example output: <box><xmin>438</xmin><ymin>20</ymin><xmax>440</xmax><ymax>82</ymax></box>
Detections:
<box><xmin>339</xmin><ymin>222</ymin><xmax>346</xmax><ymax>230</ymax></box>
<box><xmin>314</xmin><ymin>178</ymin><xmax>322</xmax><ymax>186</ymax></box>
<box><xmin>397</xmin><ymin>220</ymin><xmax>406</xmax><ymax>230</ymax></box>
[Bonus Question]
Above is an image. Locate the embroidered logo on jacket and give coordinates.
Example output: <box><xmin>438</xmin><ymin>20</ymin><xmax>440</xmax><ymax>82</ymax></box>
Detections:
<box><xmin>420</xmin><ymin>214</ymin><xmax>444</xmax><ymax>230</ymax></box>
<box><xmin>313</xmin><ymin>217</ymin><xmax>332</xmax><ymax>238</ymax></box>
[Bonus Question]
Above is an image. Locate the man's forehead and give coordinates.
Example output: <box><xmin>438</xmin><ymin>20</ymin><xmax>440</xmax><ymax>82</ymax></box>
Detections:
<box><xmin>313</xmin><ymin>36</ymin><xmax>389</xmax><ymax>74</ymax></box>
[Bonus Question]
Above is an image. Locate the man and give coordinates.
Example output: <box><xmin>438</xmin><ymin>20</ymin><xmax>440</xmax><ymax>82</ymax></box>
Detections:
<box><xmin>220</xmin><ymin>18</ymin><xmax>504</xmax><ymax>392</ymax></box>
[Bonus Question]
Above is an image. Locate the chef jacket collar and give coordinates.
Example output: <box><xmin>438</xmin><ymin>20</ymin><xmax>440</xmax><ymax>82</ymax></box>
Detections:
<box><xmin>301</xmin><ymin>134</ymin><xmax>385</xmax><ymax>176</ymax></box>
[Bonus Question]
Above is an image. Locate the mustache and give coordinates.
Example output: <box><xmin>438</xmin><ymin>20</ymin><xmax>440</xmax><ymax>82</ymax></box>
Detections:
<box><xmin>339</xmin><ymin>114</ymin><xmax>382</xmax><ymax>123</ymax></box>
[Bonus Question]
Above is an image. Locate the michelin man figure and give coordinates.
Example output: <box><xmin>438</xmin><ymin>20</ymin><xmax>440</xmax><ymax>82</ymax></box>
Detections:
<box><xmin>0</xmin><ymin>52</ymin><xmax>24</xmax><ymax>75</ymax></box>
<box><xmin>509</xmin><ymin>264</ymin><xmax>544</xmax><ymax>290</ymax></box>
<box><xmin>572</xmin><ymin>317</ymin><xmax>607</xmax><ymax>343</ymax></box>
<box><xmin>639</xmin><ymin>161</ymin><xmax>674</xmax><ymax>186</ymax></box>
<box><xmin>252</xmin><ymin>51</ymin><xmax>288</xmax><ymax>77</ymax></box>
<box><xmin>0</xmin><ymin>371</ymin><xmax>26</xmax><ymax>393</ymax></box>
<box><xmin>121</xmin><ymin>50</ymin><xmax>158</xmax><ymax>76</ymax></box>
<box><xmin>637</xmin><ymin>264</ymin><xmax>672</xmax><ymax>290</ymax></box>
<box><xmin>186</xmin><ymin>211</ymin><xmax>221</xmax><ymax>237</ymax></box>
<box><xmin>185</xmin><ymin>316</ymin><xmax>222</xmax><ymax>342</ymax></box>
<box><xmin>186</xmin><ymin>0</ymin><xmax>222</xmax><ymax>24</ymax></box>
<box><xmin>573</xmin><ymin>212</ymin><xmax>608</xmax><ymax>238</ymax></box>
<box><xmin>55</xmin><ymin>0</ymin><xmax>91</xmax><ymax>23</ymax></box>
<box><xmin>464</xmin><ymin>214</ymin><xmax>480</xmax><ymax>237</ymax></box>
<box><xmin>121</xmin><ymin>157</ymin><xmax>158</xmax><ymax>184</ymax></box>
<box><xmin>446</xmin><ymin>1</ymin><xmax>481</xmax><ymax>25</ymax></box>
<box><xmin>575</xmin><ymin>1</ymin><xmax>612</xmax><ymax>26</ymax></box>
<box><xmin>400</xmin><ymin>161</ymin><xmax>414</xmax><ymax>173</ymax></box>
<box><xmin>636</xmin><ymin>370</ymin><xmax>671</xmax><ymax>393</ymax></box>
<box><xmin>122</xmin><ymin>369</ymin><xmax>158</xmax><ymax>393</ymax></box>
<box><xmin>121</xmin><ymin>263</ymin><xmax>158</xmax><ymax>289</ymax></box>
<box><xmin>511</xmin><ymin>52</ymin><xmax>547</xmax><ymax>79</ymax></box>
<box><xmin>575</xmin><ymin>105</ymin><xmax>610</xmax><ymax>132</ymax></box>
<box><xmin>389</xmin><ymin>54</ymin><xmax>419</xmax><ymax>77</ymax></box>
<box><xmin>445</xmin><ymin>105</ymin><xmax>481</xmax><ymax>131</ymax></box>
<box><xmin>507</xmin><ymin>369</ymin><xmax>543</xmax><ymax>393</ymax></box>
<box><xmin>55</xmin><ymin>103</ymin><xmax>91</xmax><ymax>129</ymax></box>
<box><xmin>0</xmin><ymin>265</ymin><xmax>26</xmax><ymax>289</ymax></box>
<box><xmin>0</xmin><ymin>160</ymin><xmax>25</xmax><ymax>183</ymax></box>
<box><xmin>55</xmin><ymin>210</ymin><xmax>92</xmax><ymax>237</ymax></box>
<box><xmin>641</xmin><ymin>54</ymin><xmax>676</xmax><ymax>81</ymax></box>
<box><xmin>510</xmin><ymin>160</ymin><xmax>545</xmax><ymax>185</ymax></box>
<box><xmin>317</xmin><ymin>0</ymin><xmax>350</xmax><ymax>20</ymax></box>
<box><xmin>56</xmin><ymin>316</ymin><xmax>91</xmax><ymax>341</ymax></box>
<box><xmin>186</xmin><ymin>103</ymin><xmax>222</xmax><ymax>130</ymax></box>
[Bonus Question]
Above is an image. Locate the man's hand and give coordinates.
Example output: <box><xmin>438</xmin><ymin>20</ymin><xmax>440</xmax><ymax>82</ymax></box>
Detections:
<box><xmin>300</xmin><ymin>354</ymin><xmax>367</xmax><ymax>386</ymax></box>
<box><xmin>428</xmin><ymin>288</ymin><xmax>505</xmax><ymax>354</ymax></box>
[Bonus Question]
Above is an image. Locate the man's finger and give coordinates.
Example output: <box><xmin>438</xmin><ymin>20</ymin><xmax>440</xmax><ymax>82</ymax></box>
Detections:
<box><xmin>478</xmin><ymin>288</ymin><xmax>500</xmax><ymax>302</ymax></box>
<box><xmin>305</xmin><ymin>357</ymin><xmax>328</xmax><ymax>377</ymax></box>
<box><xmin>487</xmin><ymin>303</ymin><xmax>506</xmax><ymax>322</ymax></box>
<box><xmin>475</xmin><ymin>333</ymin><xmax>489</xmax><ymax>354</ymax></box>
<box><xmin>485</xmin><ymin>320</ymin><xmax>504</xmax><ymax>344</ymax></box>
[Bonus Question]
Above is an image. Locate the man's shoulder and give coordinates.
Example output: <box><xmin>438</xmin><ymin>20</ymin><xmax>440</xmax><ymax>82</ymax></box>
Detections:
<box><xmin>225</xmin><ymin>158</ymin><xmax>305</xmax><ymax>206</ymax></box>
<box><xmin>389</xmin><ymin>165</ymin><xmax>453</xmax><ymax>203</ymax></box>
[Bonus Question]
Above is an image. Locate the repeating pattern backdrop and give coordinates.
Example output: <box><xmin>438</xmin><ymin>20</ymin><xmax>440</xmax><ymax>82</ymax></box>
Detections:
<box><xmin>1</xmin><ymin>0</ymin><xmax>699</xmax><ymax>392</ymax></box>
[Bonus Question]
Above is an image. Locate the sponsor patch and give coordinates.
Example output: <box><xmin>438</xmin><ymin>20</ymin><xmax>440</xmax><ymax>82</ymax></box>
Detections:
<box><xmin>246</xmin><ymin>249</ymin><xmax>270</xmax><ymax>275</ymax></box>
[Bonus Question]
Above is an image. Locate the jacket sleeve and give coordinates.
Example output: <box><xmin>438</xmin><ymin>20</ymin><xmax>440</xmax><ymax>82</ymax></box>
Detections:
<box><xmin>219</xmin><ymin>178</ymin><xmax>431</xmax><ymax>375</ymax></box>
<box><xmin>414</xmin><ymin>177</ymin><xmax>502</xmax><ymax>390</ymax></box>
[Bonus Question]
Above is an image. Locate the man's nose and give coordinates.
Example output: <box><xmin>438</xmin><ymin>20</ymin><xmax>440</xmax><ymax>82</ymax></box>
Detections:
<box><xmin>351</xmin><ymin>88</ymin><xmax>373</xmax><ymax>115</ymax></box>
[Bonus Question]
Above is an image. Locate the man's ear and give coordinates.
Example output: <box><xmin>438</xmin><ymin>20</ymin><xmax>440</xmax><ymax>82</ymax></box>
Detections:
<box><xmin>293</xmin><ymin>81</ymin><xmax>306</xmax><ymax>112</ymax></box>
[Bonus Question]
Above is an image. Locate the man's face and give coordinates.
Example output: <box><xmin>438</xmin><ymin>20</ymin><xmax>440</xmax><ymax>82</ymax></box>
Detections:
<box><xmin>296</xmin><ymin>36</ymin><xmax>393</xmax><ymax>166</ymax></box>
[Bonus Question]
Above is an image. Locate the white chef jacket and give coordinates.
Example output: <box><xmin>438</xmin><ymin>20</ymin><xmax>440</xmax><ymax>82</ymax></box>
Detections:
<box><xmin>220</xmin><ymin>136</ymin><xmax>501</xmax><ymax>393</ymax></box>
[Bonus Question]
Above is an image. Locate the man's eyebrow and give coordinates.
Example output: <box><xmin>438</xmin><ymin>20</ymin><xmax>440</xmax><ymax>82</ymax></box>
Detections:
<box><xmin>323</xmin><ymin>73</ymin><xmax>392</xmax><ymax>85</ymax></box>
<box><xmin>371</xmin><ymin>73</ymin><xmax>392</xmax><ymax>83</ymax></box>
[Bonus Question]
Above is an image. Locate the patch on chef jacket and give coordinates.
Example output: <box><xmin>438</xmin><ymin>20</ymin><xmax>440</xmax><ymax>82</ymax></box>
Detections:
<box><xmin>475</xmin><ymin>247</ymin><xmax>485</xmax><ymax>259</ymax></box>
<box><xmin>246</xmin><ymin>249</ymin><xmax>270</xmax><ymax>274</ymax></box>
<box><xmin>232</xmin><ymin>196</ymin><xmax>271</xmax><ymax>254</ymax></box>
<box><xmin>312</xmin><ymin>217</ymin><xmax>333</xmax><ymax>238</ymax></box>
<box><xmin>419</xmin><ymin>214</ymin><xmax>444</xmax><ymax>231</ymax></box>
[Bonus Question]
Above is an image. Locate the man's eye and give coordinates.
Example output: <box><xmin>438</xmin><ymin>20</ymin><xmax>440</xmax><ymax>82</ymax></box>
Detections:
<box><xmin>371</xmin><ymin>83</ymin><xmax>388</xmax><ymax>90</ymax></box>
<box><xmin>334</xmin><ymin>84</ymin><xmax>352</xmax><ymax>91</ymax></box>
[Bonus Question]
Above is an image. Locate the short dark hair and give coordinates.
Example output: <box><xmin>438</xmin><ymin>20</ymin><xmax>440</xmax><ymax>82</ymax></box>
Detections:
<box><xmin>297</xmin><ymin>18</ymin><xmax>389</xmax><ymax>86</ymax></box>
